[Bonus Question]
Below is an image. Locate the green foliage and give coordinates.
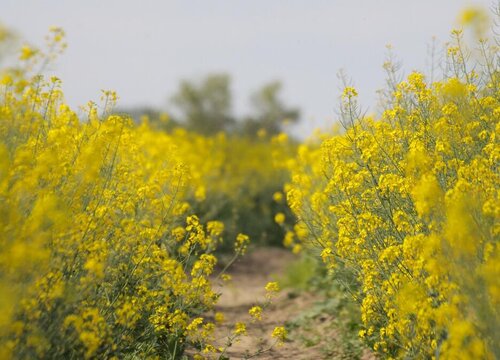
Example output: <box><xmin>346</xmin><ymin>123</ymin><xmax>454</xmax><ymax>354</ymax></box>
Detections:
<box><xmin>168</xmin><ymin>74</ymin><xmax>300</xmax><ymax>138</ymax></box>
<box><xmin>241</xmin><ymin>81</ymin><xmax>300</xmax><ymax>137</ymax></box>
<box><xmin>184</xmin><ymin>134</ymin><xmax>295</xmax><ymax>250</ymax></box>
<box><xmin>281</xmin><ymin>253</ymin><xmax>318</xmax><ymax>290</ymax></box>
<box><xmin>171</xmin><ymin>73</ymin><xmax>234</xmax><ymax>135</ymax></box>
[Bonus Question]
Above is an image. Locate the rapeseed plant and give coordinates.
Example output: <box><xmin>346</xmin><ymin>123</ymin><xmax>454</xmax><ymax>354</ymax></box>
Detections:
<box><xmin>0</xmin><ymin>26</ymin><xmax>287</xmax><ymax>359</ymax></box>
<box><xmin>286</xmin><ymin>13</ymin><xmax>499</xmax><ymax>359</ymax></box>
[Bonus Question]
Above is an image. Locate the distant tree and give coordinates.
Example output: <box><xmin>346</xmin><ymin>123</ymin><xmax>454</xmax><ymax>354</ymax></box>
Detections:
<box><xmin>170</xmin><ymin>73</ymin><xmax>234</xmax><ymax>135</ymax></box>
<box><xmin>241</xmin><ymin>81</ymin><xmax>300</xmax><ymax>137</ymax></box>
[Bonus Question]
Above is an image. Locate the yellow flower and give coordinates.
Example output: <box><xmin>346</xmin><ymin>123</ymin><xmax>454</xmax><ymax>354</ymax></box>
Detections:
<box><xmin>274</xmin><ymin>212</ymin><xmax>285</xmax><ymax>225</ymax></box>
<box><xmin>272</xmin><ymin>191</ymin><xmax>284</xmax><ymax>203</ymax></box>
<box><xmin>265</xmin><ymin>281</ymin><xmax>280</xmax><ymax>299</ymax></box>
<box><xmin>342</xmin><ymin>87</ymin><xmax>358</xmax><ymax>99</ymax></box>
<box><xmin>271</xmin><ymin>326</ymin><xmax>287</xmax><ymax>344</ymax></box>
<box><xmin>248</xmin><ymin>306</ymin><xmax>262</xmax><ymax>321</ymax></box>
<box><xmin>19</xmin><ymin>45</ymin><xmax>36</xmax><ymax>60</ymax></box>
<box><xmin>214</xmin><ymin>312</ymin><xmax>225</xmax><ymax>324</ymax></box>
<box><xmin>234</xmin><ymin>322</ymin><xmax>246</xmax><ymax>336</ymax></box>
<box><xmin>235</xmin><ymin>233</ymin><xmax>250</xmax><ymax>254</ymax></box>
<box><xmin>292</xmin><ymin>244</ymin><xmax>302</xmax><ymax>254</ymax></box>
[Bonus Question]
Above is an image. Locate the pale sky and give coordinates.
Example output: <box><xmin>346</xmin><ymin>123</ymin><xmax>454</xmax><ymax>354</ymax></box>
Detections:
<box><xmin>2</xmin><ymin>0</ymin><xmax>494</xmax><ymax>135</ymax></box>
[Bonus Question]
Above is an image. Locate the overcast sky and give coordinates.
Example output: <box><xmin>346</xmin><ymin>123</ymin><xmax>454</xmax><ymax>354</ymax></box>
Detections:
<box><xmin>2</xmin><ymin>0</ymin><xmax>494</xmax><ymax>135</ymax></box>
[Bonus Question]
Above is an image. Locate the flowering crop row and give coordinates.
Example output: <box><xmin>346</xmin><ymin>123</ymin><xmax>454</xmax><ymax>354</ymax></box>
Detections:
<box><xmin>0</xmin><ymin>28</ymin><xmax>291</xmax><ymax>359</ymax></box>
<box><xmin>285</xmin><ymin>29</ymin><xmax>499</xmax><ymax>358</ymax></box>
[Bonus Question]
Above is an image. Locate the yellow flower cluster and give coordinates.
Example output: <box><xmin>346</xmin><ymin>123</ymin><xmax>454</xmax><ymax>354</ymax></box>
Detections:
<box><xmin>271</xmin><ymin>326</ymin><xmax>287</xmax><ymax>345</ymax></box>
<box><xmin>248</xmin><ymin>305</ymin><xmax>263</xmax><ymax>321</ymax></box>
<box><xmin>286</xmin><ymin>30</ymin><xmax>499</xmax><ymax>358</ymax></box>
<box><xmin>0</xmin><ymin>26</ymin><xmax>297</xmax><ymax>359</ymax></box>
<box><xmin>0</xmin><ymin>35</ymin><xmax>254</xmax><ymax>359</ymax></box>
<box><xmin>163</xmin><ymin>127</ymin><xmax>295</xmax><ymax>248</ymax></box>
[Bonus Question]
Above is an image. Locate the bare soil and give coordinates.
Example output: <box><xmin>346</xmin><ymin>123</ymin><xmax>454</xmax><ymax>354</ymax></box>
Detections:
<box><xmin>211</xmin><ymin>247</ymin><xmax>325</xmax><ymax>360</ymax></box>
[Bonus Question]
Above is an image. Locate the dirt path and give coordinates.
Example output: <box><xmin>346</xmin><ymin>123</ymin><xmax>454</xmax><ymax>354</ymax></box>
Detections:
<box><xmin>212</xmin><ymin>247</ymin><xmax>324</xmax><ymax>359</ymax></box>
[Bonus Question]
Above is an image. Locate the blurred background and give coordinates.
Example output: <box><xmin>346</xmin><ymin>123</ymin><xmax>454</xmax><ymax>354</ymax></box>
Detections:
<box><xmin>2</xmin><ymin>0</ymin><xmax>493</xmax><ymax>137</ymax></box>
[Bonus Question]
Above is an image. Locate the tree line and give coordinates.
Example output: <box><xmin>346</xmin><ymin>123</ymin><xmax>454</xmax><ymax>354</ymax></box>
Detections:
<box><xmin>121</xmin><ymin>73</ymin><xmax>300</xmax><ymax>137</ymax></box>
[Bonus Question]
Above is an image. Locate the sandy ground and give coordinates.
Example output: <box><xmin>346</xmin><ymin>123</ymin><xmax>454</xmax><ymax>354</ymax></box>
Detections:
<box><xmin>211</xmin><ymin>247</ymin><xmax>325</xmax><ymax>360</ymax></box>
